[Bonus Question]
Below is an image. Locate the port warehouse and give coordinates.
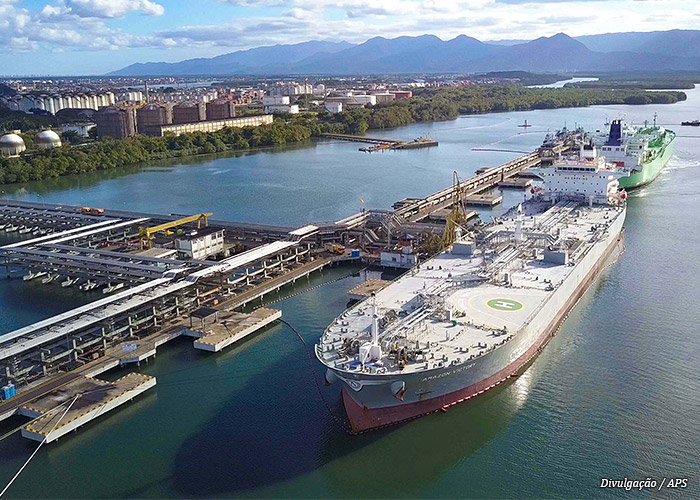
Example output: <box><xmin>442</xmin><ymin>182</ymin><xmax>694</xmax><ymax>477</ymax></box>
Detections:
<box><xmin>0</xmin><ymin>131</ymin><xmax>574</xmax><ymax>440</ymax></box>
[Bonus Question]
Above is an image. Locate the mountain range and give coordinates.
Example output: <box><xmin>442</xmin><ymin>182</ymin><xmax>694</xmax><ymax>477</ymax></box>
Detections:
<box><xmin>109</xmin><ymin>30</ymin><xmax>700</xmax><ymax>77</ymax></box>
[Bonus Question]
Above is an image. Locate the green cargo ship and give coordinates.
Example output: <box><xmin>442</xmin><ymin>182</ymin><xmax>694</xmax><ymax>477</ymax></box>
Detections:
<box><xmin>595</xmin><ymin>119</ymin><xmax>676</xmax><ymax>189</ymax></box>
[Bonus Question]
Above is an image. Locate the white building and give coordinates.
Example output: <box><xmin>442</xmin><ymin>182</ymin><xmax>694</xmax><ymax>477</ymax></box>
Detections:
<box><xmin>265</xmin><ymin>104</ymin><xmax>299</xmax><ymax>114</ymax></box>
<box><xmin>312</xmin><ymin>84</ymin><xmax>327</xmax><ymax>97</ymax></box>
<box><xmin>268</xmin><ymin>84</ymin><xmax>312</xmax><ymax>96</ymax></box>
<box><xmin>262</xmin><ymin>95</ymin><xmax>290</xmax><ymax>106</ymax></box>
<box><xmin>324</xmin><ymin>101</ymin><xmax>343</xmax><ymax>113</ymax></box>
<box><xmin>176</xmin><ymin>228</ymin><xmax>225</xmax><ymax>260</ymax></box>
<box><xmin>380</xmin><ymin>251</ymin><xmax>418</xmax><ymax>269</ymax></box>
<box><xmin>352</xmin><ymin>95</ymin><xmax>376</xmax><ymax>106</ymax></box>
<box><xmin>62</xmin><ymin>122</ymin><xmax>96</xmax><ymax>137</ymax></box>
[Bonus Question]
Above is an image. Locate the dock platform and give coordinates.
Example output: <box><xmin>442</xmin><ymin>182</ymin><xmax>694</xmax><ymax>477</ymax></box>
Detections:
<box><xmin>19</xmin><ymin>373</ymin><xmax>155</xmax><ymax>443</ymax></box>
<box><xmin>424</xmin><ymin>208</ymin><xmax>478</xmax><ymax>224</ymax></box>
<box><xmin>498</xmin><ymin>178</ymin><xmax>532</xmax><ymax>189</ymax></box>
<box><xmin>192</xmin><ymin>308</ymin><xmax>281</xmax><ymax>352</ymax></box>
<box><xmin>464</xmin><ymin>194</ymin><xmax>503</xmax><ymax>207</ymax></box>
<box><xmin>347</xmin><ymin>279</ymin><xmax>391</xmax><ymax>301</ymax></box>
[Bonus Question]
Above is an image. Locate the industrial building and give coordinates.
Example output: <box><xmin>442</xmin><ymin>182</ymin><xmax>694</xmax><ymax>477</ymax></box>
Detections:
<box><xmin>176</xmin><ymin>227</ymin><xmax>225</xmax><ymax>260</ymax></box>
<box><xmin>61</xmin><ymin>122</ymin><xmax>96</xmax><ymax>138</ymax></box>
<box><xmin>94</xmin><ymin>106</ymin><xmax>137</xmax><ymax>139</ymax></box>
<box><xmin>0</xmin><ymin>92</ymin><xmax>115</xmax><ymax>115</ymax></box>
<box><xmin>0</xmin><ymin>133</ymin><xmax>26</xmax><ymax>157</ymax></box>
<box><xmin>136</xmin><ymin>103</ymin><xmax>172</xmax><ymax>133</ymax></box>
<box><xmin>34</xmin><ymin>130</ymin><xmax>62</xmax><ymax>150</ymax></box>
<box><xmin>324</xmin><ymin>101</ymin><xmax>343</xmax><ymax>113</ymax></box>
<box><xmin>265</xmin><ymin>104</ymin><xmax>299</xmax><ymax>114</ymax></box>
<box><xmin>206</xmin><ymin>100</ymin><xmax>236</xmax><ymax>120</ymax></box>
<box><xmin>151</xmin><ymin>115</ymin><xmax>273</xmax><ymax>137</ymax></box>
<box><xmin>352</xmin><ymin>95</ymin><xmax>376</xmax><ymax>106</ymax></box>
<box><xmin>325</xmin><ymin>96</ymin><xmax>374</xmax><ymax>110</ymax></box>
<box><xmin>371</xmin><ymin>92</ymin><xmax>395</xmax><ymax>104</ymax></box>
<box><xmin>268</xmin><ymin>83</ymin><xmax>312</xmax><ymax>96</ymax></box>
<box><xmin>172</xmin><ymin>102</ymin><xmax>206</xmax><ymax>124</ymax></box>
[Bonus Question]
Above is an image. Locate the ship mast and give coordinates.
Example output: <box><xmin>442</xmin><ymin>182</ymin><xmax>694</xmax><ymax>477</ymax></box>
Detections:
<box><xmin>370</xmin><ymin>293</ymin><xmax>378</xmax><ymax>345</ymax></box>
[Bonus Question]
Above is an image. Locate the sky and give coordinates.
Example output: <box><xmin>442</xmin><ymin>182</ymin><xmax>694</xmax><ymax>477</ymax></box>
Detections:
<box><xmin>1</xmin><ymin>0</ymin><xmax>699</xmax><ymax>76</ymax></box>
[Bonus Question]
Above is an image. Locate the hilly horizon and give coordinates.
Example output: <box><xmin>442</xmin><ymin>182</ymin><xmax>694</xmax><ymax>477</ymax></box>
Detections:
<box><xmin>109</xmin><ymin>29</ymin><xmax>700</xmax><ymax>77</ymax></box>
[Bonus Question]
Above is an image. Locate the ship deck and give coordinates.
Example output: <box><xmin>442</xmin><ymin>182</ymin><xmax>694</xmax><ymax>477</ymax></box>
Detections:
<box><xmin>318</xmin><ymin>200</ymin><xmax>624</xmax><ymax>376</ymax></box>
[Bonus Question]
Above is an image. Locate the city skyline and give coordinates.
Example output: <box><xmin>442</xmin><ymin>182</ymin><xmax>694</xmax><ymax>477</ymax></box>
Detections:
<box><xmin>1</xmin><ymin>0</ymin><xmax>699</xmax><ymax>75</ymax></box>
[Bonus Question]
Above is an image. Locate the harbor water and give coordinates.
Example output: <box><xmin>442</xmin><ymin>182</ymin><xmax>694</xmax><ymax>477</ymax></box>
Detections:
<box><xmin>0</xmin><ymin>88</ymin><xmax>699</xmax><ymax>498</ymax></box>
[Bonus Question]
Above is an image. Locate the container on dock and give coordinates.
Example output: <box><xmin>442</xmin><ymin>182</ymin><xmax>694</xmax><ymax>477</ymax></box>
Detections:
<box><xmin>1</xmin><ymin>384</ymin><xmax>16</xmax><ymax>400</ymax></box>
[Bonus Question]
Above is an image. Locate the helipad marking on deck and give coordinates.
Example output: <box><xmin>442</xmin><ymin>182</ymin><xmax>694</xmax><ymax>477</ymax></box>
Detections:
<box><xmin>487</xmin><ymin>299</ymin><xmax>523</xmax><ymax>311</ymax></box>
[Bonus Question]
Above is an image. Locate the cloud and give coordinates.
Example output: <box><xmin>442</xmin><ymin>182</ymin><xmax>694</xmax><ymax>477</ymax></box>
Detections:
<box><xmin>2</xmin><ymin>0</ymin><xmax>700</xmax><ymax>64</ymax></box>
<box><xmin>64</xmin><ymin>0</ymin><xmax>165</xmax><ymax>18</ymax></box>
<box><xmin>0</xmin><ymin>0</ymin><xmax>171</xmax><ymax>53</ymax></box>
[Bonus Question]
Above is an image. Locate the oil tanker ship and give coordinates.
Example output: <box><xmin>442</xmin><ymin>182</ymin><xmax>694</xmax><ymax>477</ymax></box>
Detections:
<box><xmin>592</xmin><ymin>118</ymin><xmax>675</xmax><ymax>189</ymax></box>
<box><xmin>317</xmin><ymin>158</ymin><xmax>627</xmax><ymax>432</ymax></box>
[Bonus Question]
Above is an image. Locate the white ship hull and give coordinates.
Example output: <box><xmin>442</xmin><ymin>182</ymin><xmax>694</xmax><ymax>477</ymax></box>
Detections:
<box><xmin>325</xmin><ymin>207</ymin><xmax>626</xmax><ymax>432</ymax></box>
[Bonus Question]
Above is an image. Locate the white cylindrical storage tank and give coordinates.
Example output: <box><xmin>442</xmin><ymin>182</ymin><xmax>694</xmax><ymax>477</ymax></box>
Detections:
<box><xmin>0</xmin><ymin>133</ymin><xmax>26</xmax><ymax>156</ymax></box>
<box><xmin>34</xmin><ymin>130</ymin><xmax>62</xmax><ymax>150</ymax></box>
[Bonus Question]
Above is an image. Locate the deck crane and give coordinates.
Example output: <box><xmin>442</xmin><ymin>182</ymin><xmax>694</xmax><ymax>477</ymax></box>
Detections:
<box><xmin>139</xmin><ymin>213</ymin><xmax>213</xmax><ymax>249</ymax></box>
<box><xmin>440</xmin><ymin>171</ymin><xmax>468</xmax><ymax>249</ymax></box>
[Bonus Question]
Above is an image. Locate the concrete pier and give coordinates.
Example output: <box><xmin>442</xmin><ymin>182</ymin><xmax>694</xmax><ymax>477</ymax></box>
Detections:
<box><xmin>498</xmin><ymin>178</ymin><xmax>533</xmax><ymax>189</ymax></box>
<box><xmin>464</xmin><ymin>194</ymin><xmax>503</xmax><ymax>206</ymax></box>
<box><xmin>19</xmin><ymin>373</ymin><xmax>155</xmax><ymax>443</ymax></box>
<box><xmin>193</xmin><ymin>308</ymin><xmax>281</xmax><ymax>352</ymax></box>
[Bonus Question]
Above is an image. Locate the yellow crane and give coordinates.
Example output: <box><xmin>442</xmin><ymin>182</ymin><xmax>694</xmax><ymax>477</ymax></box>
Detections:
<box><xmin>441</xmin><ymin>171</ymin><xmax>468</xmax><ymax>249</ymax></box>
<box><xmin>139</xmin><ymin>213</ymin><xmax>213</xmax><ymax>249</ymax></box>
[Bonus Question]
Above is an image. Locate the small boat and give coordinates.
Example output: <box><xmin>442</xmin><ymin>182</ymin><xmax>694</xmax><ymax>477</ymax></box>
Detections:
<box><xmin>61</xmin><ymin>277</ymin><xmax>79</xmax><ymax>288</ymax></box>
<box><xmin>80</xmin><ymin>280</ymin><xmax>98</xmax><ymax>292</ymax></box>
<box><xmin>681</xmin><ymin>120</ymin><xmax>700</xmax><ymax>126</ymax></box>
<box><xmin>5</xmin><ymin>225</ymin><xmax>19</xmax><ymax>233</ymax></box>
<box><xmin>18</xmin><ymin>226</ymin><xmax>33</xmax><ymax>234</ymax></box>
<box><xmin>103</xmin><ymin>282</ymin><xmax>125</xmax><ymax>294</ymax></box>
<box><xmin>518</xmin><ymin>120</ymin><xmax>531</xmax><ymax>128</ymax></box>
<box><xmin>0</xmin><ymin>224</ymin><xmax>6</xmax><ymax>230</ymax></box>
<box><xmin>23</xmin><ymin>271</ymin><xmax>47</xmax><ymax>281</ymax></box>
<box><xmin>41</xmin><ymin>273</ymin><xmax>59</xmax><ymax>284</ymax></box>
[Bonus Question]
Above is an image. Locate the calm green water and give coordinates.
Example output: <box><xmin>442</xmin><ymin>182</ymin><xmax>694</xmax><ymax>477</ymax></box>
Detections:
<box><xmin>0</xmin><ymin>88</ymin><xmax>699</xmax><ymax>498</ymax></box>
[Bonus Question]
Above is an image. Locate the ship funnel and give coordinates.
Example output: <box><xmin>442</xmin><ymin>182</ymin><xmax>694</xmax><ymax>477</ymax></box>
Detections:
<box><xmin>607</xmin><ymin>120</ymin><xmax>623</xmax><ymax>146</ymax></box>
